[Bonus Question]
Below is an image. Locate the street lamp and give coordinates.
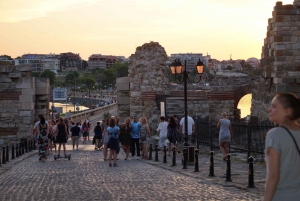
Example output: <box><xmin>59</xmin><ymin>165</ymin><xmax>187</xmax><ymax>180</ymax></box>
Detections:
<box><xmin>169</xmin><ymin>59</ymin><xmax>204</xmax><ymax>147</ymax></box>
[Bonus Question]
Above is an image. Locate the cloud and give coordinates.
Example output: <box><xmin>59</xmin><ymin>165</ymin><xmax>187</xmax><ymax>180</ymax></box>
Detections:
<box><xmin>0</xmin><ymin>0</ymin><xmax>101</xmax><ymax>22</ymax></box>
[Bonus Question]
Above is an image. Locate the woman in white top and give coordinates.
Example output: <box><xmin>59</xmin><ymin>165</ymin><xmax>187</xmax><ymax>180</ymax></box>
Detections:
<box><xmin>217</xmin><ymin>112</ymin><xmax>233</xmax><ymax>161</ymax></box>
<box><xmin>156</xmin><ymin>116</ymin><xmax>169</xmax><ymax>154</ymax></box>
<box><xmin>264</xmin><ymin>93</ymin><xmax>300</xmax><ymax>201</ymax></box>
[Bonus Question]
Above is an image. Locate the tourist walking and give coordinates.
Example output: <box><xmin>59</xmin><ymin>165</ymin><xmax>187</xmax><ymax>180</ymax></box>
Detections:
<box><xmin>217</xmin><ymin>112</ymin><xmax>233</xmax><ymax>161</ymax></box>
<box><xmin>119</xmin><ymin>117</ymin><xmax>132</xmax><ymax>160</ymax></box>
<box><xmin>70</xmin><ymin>122</ymin><xmax>81</xmax><ymax>150</ymax></box>
<box><xmin>139</xmin><ymin>117</ymin><xmax>150</xmax><ymax>159</ymax></box>
<box><xmin>56</xmin><ymin>118</ymin><xmax>69</xmax><ymax>157</ymax></box>
<box><xmin>107</xmin><ymin>118</ymin><xmax>120</xmax><ymax>167</ymax></box>
<box><xmin>264</xmin><ymin>93</ymin><xmax>300</xmax><ymax>201</ymax></box>
<box><xmin>131</xmin><ymin>114</ymin><xmax>141</xmax><ymax>159</ymax></box>
<box><xmin>102</xmin><ymin>118</ymin><xmax>110</xmax><ymax>161</ymax></box>
<box><xmin>156</xmin><ymin>116</ymin><xmax>168</xmax><ymax>154</ymax></box>
<box><xmin>82</xmin><ymin>122</ymin><xmax>89</xmax><ymax>144</ymax></box>
<box><xmin>94</xmin><ymin>121</ymin><xmax>103</xmax><ymax>150</ymax></box>
<box><xmin>167</xmin><ymin>116</ymin><xmax>180</xmax><ymax>153</ymax></box>
<box><xmin>51</xmin><ymin>119</ymin><xmax>58</xmax><ymax>154</ymax></box>
<box><xmin>37</xmin><ymin>115</ymin><xmax>49</xmax><ymax>161</ymax></box>
<box><xmin>179</xmin><ymin>112</ymin><xmax>195</xmax><ymax>145</ymax></box>
<box><xmin>48</xmin><ymin>120</ymin><xmax>56</xmax><ymax>154</ymax></box>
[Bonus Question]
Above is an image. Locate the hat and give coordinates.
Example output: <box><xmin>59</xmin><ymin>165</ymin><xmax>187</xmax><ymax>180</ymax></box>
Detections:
<box><xmin>132</xmin><ymin>113</ymin><xmax>138</xmax><ymax>117</ymax></box>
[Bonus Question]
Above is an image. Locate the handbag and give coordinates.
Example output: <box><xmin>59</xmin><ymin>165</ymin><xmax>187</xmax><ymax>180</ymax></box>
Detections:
<box><xmin>281</xmin><ymin>126</ymin><xmax>300</xmax><ymax>156</ymax></box>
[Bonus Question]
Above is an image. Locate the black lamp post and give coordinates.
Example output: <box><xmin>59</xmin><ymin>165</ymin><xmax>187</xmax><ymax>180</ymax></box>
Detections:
<box><xmin>169</xmin><ymin>59</ymin><xmax>204</xmax><ymax>146</ymax></box>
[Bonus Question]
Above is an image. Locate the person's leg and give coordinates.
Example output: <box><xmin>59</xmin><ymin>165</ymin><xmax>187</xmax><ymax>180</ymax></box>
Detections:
<box><xmin>95</xmin><ymin>139</ymin><xmax>99</xmax><ymax>149</ymax></box>
<box><xmin>159</xmin><ymin>137</ymin><xmax>164</xmax><ymax>154</ymax></box>
<box><xmin>136</xmin><ymin>139</ymin><xmax>140</xmax><ymax>157</ymax></box>
<box><xmin>103</xmin><ymin>143</ymin><xmax>108</xmax><ymax>159</ymax></box>
<box><xmin>224</xmin><ymin>142</ymin><xmax>230</xmax><ymax>155</ymax></box>
<box><xmin>108</xmin><ymin>149</ymin><xmax>112</xmax><ymax>165</ymax></box>
<box><xmin>188</xmin><ymin>135</ymin><xmax>192</xmax><ymax>145</ymax></box>
<box><xmin>219</xmin><ymin>142</ymin><xmax>226</xmax><ymax>158</ymax></box>
<box><xmin>131</xmin><ymin>138</ymin><xmax>135</xmax><ymax>157</ymax></box>
<box><xmin>143</xmin><ymin>143</ymin><xmax>148</xmax><ymax>159</ymax></box>
<box><xmin>72</xmin><ymin>137</ymin><xmax>75</xmax><ymax>150</ymax></box>
<box><xmin>168</xmin><ymin>143</ymin><xmax>171</xmax><ymax>155</ymax></box>
<box><xmin>125</xmin><ymin>145</ymin><xmax>130</xmax><ymax>159</ymax></box>
<box><xmin>63</xmin><ymin>143</ymin><xmax>66</xmax><ymax>156</ymax></box>
<box><xmin>113</xmin><ymin>150</ymin><xmax>117</xmax><ymax>165</ymax></box>
<box><xmin>58</xmin><ymin>143</ymin><xmax>61</xmax><ymax>156</ymax></box>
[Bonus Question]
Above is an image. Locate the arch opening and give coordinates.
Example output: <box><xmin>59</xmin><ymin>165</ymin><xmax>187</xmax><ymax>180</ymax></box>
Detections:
<box><xmin>237</xmin><ymin>94</ymin><xmax>252</xmax><ymax>118</ymax></box>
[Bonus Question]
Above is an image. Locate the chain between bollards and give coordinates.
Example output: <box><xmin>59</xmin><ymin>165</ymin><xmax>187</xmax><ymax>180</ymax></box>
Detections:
<box><xmin>155</xmin><ymin>144</ymin><xmax>159</xmax><ymax>161</ymax></box>
<box><xmin>247</xmin><ymin>156</ymin><xmax>255</xmax><ymax>188</ymax></box>
<box><xmin>171</xmin><ymin>147</ymin><xmax>176</xmax><ymax>166</ymax></box>
<box><xmin>182</xmin><ymin>148</ymin><xmax>188</xmax><ymax>169</ymax></box>
<box><xmin>209</xmin><ymin>151</ymin><xmax>215</xmax><ymax>177</ymax></box>
<box><xmin>148</xmin><ymin>144</ymin><xmax>152</xmax><ymax>160</ymax></box>
<box><xmin>225</xmin><ymin>154</ymin><xmax>232</xmax><ymax>182</ymax></box>
<box><xmin>163</xmin><ymin>146</ymin><xmax>167</xmax><ymax>163</ymax></box>
<box><xmin>194</xmin><ymin>149</ymin><xmax>199</xmax><ymax>172</ymax></box>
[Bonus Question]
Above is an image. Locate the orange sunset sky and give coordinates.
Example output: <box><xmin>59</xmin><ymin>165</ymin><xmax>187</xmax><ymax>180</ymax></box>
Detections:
<box><xmin>0</xmin><ymin>0</ymin><xmax>295</xmax><ymax>60</ymax></box>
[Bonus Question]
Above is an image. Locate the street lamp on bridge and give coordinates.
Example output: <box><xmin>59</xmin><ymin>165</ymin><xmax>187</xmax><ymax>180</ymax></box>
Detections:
<box><xmin>169</xmin><ymin>59</ymin><xmax>204</xmax><ymax>147</ymax></box>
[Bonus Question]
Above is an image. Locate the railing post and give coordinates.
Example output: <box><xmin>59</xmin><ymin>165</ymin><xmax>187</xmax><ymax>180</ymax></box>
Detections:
<box><xmin>194</xmin><ymin>149</ymin><xmax>199</xmax><ymax>172</ymax></box>
<box><xmin>182</xmin><ymin>148</ymin><xmax>188</xmax><ymax>169</ymax></box>
<box><xmin>225</xmin><ymin>154</ymin><xmax>232</xmax><ymax>182</ymax></box>
<box><xmin>171</xmin><ymin>147</ymin><xmax>176</xmax><ymax>166</ymax></box>
<box><xmin>247</xmin><ymin>125</ymin><xmax>252</xmax><ymax>163</ymax></box>
<box><xmin>154</xmin><ymin>144</ymin><xmax>159</xmax><ymax>161</ymax></box>
<box><xmin>21</xmin><ymin>141</ymin><xmax>25</xmax><ymax>155</ymax></box>
<box><xmin>148</xmin><ymin>144</ymin><xmax>152</xmax><ymax>160</ymax></box>
<box><xmin>163</xmin><ymin>146</ymin><xmax>167</xmax><ymax>163</ymax></box>
<box><xmin>247</xmin><ymin>156</ymin><xmax>255</xmax><ymax>188</ymax></box>
<box><xmin>19</xmin><ymin>142</ymin><xmax>22</xmax><ymax>156</ymax></box>
<box><xmin>2</xmin><ymin>147</ymin><xmax>6</xmax><ymax>164</ymax></box>
<box><xmin>6</xmin><ymin>145</ymin><xmax>9</xmax><ymax>162</ymax></box>
<box><xmin>25</xmin><ymin>139</ymin><xmax>28</xmax><ymax>153</ymax></box>
<box><xmin>209</xmin><ymin>151</ymin><xmax>215</xmax><ymax>177</ymax></box>
<box><xmin>16</xmin><ymin>144</ymin><xmax>19</xmax><ymax>157</ymax></box>
<box><xmin>11</xmin><ymin>144</ymin><xmax>15</xmax><ymax>160</ymax></box>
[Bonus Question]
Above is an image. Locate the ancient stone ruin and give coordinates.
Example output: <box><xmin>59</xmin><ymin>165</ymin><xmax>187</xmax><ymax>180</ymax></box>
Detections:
<box><xmin>0</xmin><ymin>61</ymin><xmax>50</xmax><ymax>145</ymax></box>
<box><xmin>252</xmin><ymin>0</ymin><xmax>300</xmax><ymax>119</ymax></box>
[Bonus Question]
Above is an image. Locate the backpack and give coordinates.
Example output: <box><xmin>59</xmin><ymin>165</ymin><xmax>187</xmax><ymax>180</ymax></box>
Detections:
<box><xmin>83</xmin><ymin>126</ymin><xmax>88</xmax><ymax>133</ymax></box>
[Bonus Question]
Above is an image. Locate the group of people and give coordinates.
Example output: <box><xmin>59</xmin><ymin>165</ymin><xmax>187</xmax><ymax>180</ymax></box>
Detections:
<box><xmin>32</xmin><ymin>116</ymin><xmax>91</xmax><ymax>161</ymax></box>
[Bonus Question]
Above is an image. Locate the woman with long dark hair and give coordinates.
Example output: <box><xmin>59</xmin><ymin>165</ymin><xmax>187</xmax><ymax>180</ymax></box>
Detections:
<box><xmin>56</xmin><ymin>118</ymin><xmax>69</xmax><ymax>157</ymax></box>
<box><xmin>167</xmin><ymin>116</ymin><xmax>180</xmax><ymax>154</ymax></box>
<box><xmin>37</xmin><ymin>116</ymin><xmax>49</xmax><ymax>161</ymax></box>
<box><xmin>119</xmin><ymin>117</ymin><xmax>132</xmax><ymax>160</ymax></box>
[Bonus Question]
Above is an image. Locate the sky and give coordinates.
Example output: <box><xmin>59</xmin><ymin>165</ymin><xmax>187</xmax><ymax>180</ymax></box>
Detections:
<box><xmin>0</xmin><ymin>0</ymin><xmax>295</xmax><ymax>61</ymax></box>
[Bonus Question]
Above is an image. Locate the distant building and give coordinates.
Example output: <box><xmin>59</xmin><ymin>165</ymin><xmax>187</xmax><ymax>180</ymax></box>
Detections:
<box><xmin>15</xmin><ymin>54</ymin><xmax>60</xmax><ymax>72</ymax></box>
<box><xmin>170</xmin><ymin>53</ymin><xmax>207</xmax><ymax>72</ymax></box>
<box><xmin>0</xmin><ymin>56</ymin><xmax>15</xmax><ymax>65</ymax></box>
<box><xmin>88</xmin><ymin>54</ymin><xmax>124</xmax><ymax>70</ymax></box>
<box><xmin>59</xmin><ymin>52</ymin><xmax>81</xmax><ymax>71</ymax></box>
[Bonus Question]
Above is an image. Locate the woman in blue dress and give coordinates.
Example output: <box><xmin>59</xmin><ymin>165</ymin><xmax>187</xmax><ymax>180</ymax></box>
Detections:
<box><xmin>217</xmin><ymin>112</ymin><xmax>233</xmax><ymax>161</ymax></box>
<box><xmin>107</xmin><ymin>118</ymin><xmax>120</xmax><ymax>167</ymax></box>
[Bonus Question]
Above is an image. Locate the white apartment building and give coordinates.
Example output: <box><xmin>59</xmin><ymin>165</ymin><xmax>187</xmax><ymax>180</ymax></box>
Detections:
<box><xmin>15</xmin><ymin>54</ymin><xmax>60</xmax><ymax>72</ymax></box>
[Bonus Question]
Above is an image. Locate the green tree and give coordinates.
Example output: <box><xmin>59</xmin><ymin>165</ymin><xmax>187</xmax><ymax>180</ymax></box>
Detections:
<box><xmin>113</xmin><ymin>62</ymin><xmax>129</xmax><ymax>77</ymax></box>
<box><xmin>65</xmin><ymin>72</ymin><xmax>79</xmax><ymax>85</ymax></box>
<box><xmin>80</xmin><ymin>77</ymin><xmax>96</xmax><ymax>89</ymax></box>
<box><xmin>31</xmin><ymin>72</ymin><xmax>40</xmax><ymax>77</ymax></box>
<box><xmin>226</xmin><ymin>65</ymin><xmax>233</xmax><ymax>70</ymax></box>
<box><xmin>82</xmin><ymin>60</ymin><xmax>88</xmax><ymax>70</ymax></box>
<box><xmin>40</xmin><ymin>69</ymin><xmax>56</xmax><ymax>86</ymax></box>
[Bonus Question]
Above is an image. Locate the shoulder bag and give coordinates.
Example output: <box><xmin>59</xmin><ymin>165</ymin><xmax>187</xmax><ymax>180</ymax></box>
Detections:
<box><xmin>281</xmin><ymin>126</ymin><xmax>300</xmax><ymax>156</ymax></box>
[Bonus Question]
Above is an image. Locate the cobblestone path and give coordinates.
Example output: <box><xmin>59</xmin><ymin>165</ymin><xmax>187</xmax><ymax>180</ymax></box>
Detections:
<box><xmin>0</xmin><ymin>145</ymin><xmax>263</xmax><ymax>201</ymax></box>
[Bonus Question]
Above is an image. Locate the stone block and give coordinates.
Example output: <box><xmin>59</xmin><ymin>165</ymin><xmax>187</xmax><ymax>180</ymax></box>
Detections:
<box><xmin>284</xmin><ymin>65</ymin><xmax>295</xmax><ymax>71</ymax></box>
<box><xmin>275</xmin><ymin>15</ymin><xmax>284</xmax><ymax>22</ymax></box>
<box><xmin>283</xmin><ymin>36</ymin><xmax>292</xmax><ymax>42</ymax></box>
<box><xmin>8</xmin><ymin>73</ymin><xmax>22</xmax><ymax>78</ymax></box>
<box><xmin>288</xmin><ymin>71</ymin><xmax>300</xmax><ymax>76</ymax></box>
<box><xmin>22</xmin><ymin>88</ymin><xmax>35</xmax><ymax>95</ymax></box>
<box><xmin>21</xmin><ymin>102</ymin><xmax>35</xmax><ymax>110</ymax></box>
<box><xmin>276</xmin><ymin>83</ymin><xmax>291</xmax><ymax>93</ymax></box>
<box><xmin>282</xmin><ymin>78</ymin><xmax>296</xmax><ymax>83</ymax></box>
<box><xmin>19</xmin><ymin>94</ymin><xmax>34</xmax><ymax>102</ymax></box>
<box><xmin>0</xmin><ymin>77</ymin><xmax>12</xmax><ymax>83</ymax></box>
<box><xmin>0</xmin><ymin>66</ymin><xmax>15</xmax><ymax>73</ymax></box>
<box><xmin>290</xmin><ymin>84</ymin><xmax>300</xmax><ymax>92</ymax></box>
<box><xmin>116</xmin><ymin>83</ymin><xmax>129</xmax><ymax>91</ymax></box>
<box><xmin>35</xmin><ymin>87</ymin><xmax>49</xmax><ymax>95</ymax></box>
<box><xmin>117</xmin><ymin>96</ymin><xmax>130</xmax><ymax>104</ymax></box>
<box><xmin>116</xmin><ymin>77</ymin><xmax>130</xmax><ymax>84</ymax></box>
<box><xmin>35</xmin><ymin>77</ymin><xmax>49</xmax><ymax>88</ymax></box>
<box><xmin>283</xmin><ymin>50</ymin><xmax>294</xmax><ymax>56</ymax></box>
<box><xmin>276</xmin><ymin>44</ymin><xmax>286</xmax><ymax>50</ymax></box>
<box><xmin>275</xmin><ymin>56</ymin><xmax>286</xmax><ymax>61</ymax></box>
<box><xmin>273</xmin><ymin>77</ymin><xmax>282</xmax><ymax>84</ymax></box>
<box><xmin>19</xmin><ymin>110</ymin><xmax>34</xmax><ymax>117</ymax></box>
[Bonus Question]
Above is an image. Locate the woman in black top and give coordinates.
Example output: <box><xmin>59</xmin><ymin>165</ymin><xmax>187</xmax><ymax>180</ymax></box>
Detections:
<box><xmin>167</xmin><ymin>116</ymin><xmax>180</xmax><ymax>153</ymax></box>
<box><xmin>94</xmin><ymin>121</ymin><xmax>103</xmax><ymax>150</ymax></box>
<box><xmin>119</xmin><ymin>117</ymin><xmax>132</xmax><ymax>160</ymax></box>
<box><xmin>57</xmin><ymin>118</ymin><xmax>69</xmax><ymax>157</ymax></box>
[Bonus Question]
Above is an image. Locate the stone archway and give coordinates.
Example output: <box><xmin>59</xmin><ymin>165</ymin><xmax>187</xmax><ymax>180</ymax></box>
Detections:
<box><xmin>234</xmin><ymin>84</ymin><xmax>254</xmax><ymax>109</ymax></box>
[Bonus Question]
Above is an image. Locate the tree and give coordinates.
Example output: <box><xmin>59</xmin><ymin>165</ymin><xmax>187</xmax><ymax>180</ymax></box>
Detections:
<box><xmin>226</xmin><ymin>65</ymin><xmax>233</xmax><ymax>70</ymax></box>
<box><xmin>0</xmin><ymin>55</ymin><xmax>13</xmax><ymax>60</ymax></box>
<box><xmin>80</xmin><ymin>77</ymin><xmax>96</xmax><ymax>89</ymax></box>
<box><xmin>113</xmin><ymin>62</ymin><xmax>129</xmax><ymax>77</ymax></box>
<box><xmin>31</xmin><ymin>72</ymin><xmax>40</xmax><ymax>77</ymax></box>
<box><xmin>64</xmin><ymin>72</ymin><xmax>79</xmax><ymax>85</ymax></box>
<box><xmin>82</xmin><ymin>60</ymin><xmax>88</xmax><ymax>70</ymax></box>
<box><xmin>40</xmin><ymin>69</ymin><xmax>56</xmax><ymax>86</ymax></box>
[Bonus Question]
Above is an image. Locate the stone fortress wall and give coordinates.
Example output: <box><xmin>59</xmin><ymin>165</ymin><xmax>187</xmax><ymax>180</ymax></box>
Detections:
<box><xmin>252</xmin><ymin>1</ymin><xmax>300</xmax><ymax>119</ymax></box>
<box><xmin>0</xmin><ymin>61</ymin><xmax>50</xmax><ymax>145</ymax></box>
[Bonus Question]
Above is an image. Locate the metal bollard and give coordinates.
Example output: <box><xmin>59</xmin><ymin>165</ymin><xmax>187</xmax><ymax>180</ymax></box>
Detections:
<box><xmin>25</xmin><ymin>139</ymin><xmax>28</xmax><ymax>153</ymax></box>
<box><xmin>19</xmin><ymin>143</ymin><xmax>22</xmax><ymax>156</ymax></box>
<box><xmin>22</xmin><ymin>141</ymin><xmax>25</xmax><ymax>155</ymax></box>
<box><xmin>16</xmin><ymin>144</ymin><xmax>19</xmax><ymax>157</ymax></box>
<box><xmin>182</xmin><ymin>148</ymin><xmax>188</xmax><ymax>169</ymax></box>
<box><xmin>171</xmin><ymin>147</ymin><xmax>176</xmax><ymax>166</ymax></box>
<box><xmin>11</xmin><ymin>144</ymin><xmax>15</xmax><ymax>160</ymax></box>
<box><xmin>155</xmin><ymin>144</ymin><xmax>159</xmax><ymax>161</ymax></box>
<box><xmin>2</xmin><ymin>147</ymin><xmax>6</xmax><ymax>164</ymax></box>
<box><xmin>194</xmin><ymin>149</ymin><xmax>199</xmax><ymax>172</ymax></box>
<box><xmin>247</xmin><ymin>156</ymin><xmax>255</xmax><ymax>188</ymax></box>
<box><xmin>163</xmin><ymin>146</ymin><xmax>167</xmax><ymax>163</ymax></box>
<box><xmin>6</xmin><ymin>145</ymin><xmax>9</xmax><ymax>162</ymax></box>
<box><xmin>28</xmin><ymin>140</ymin><xmax>31</xmax><ymax>152</ymax></box>
<box><xmin>225</xmin><ymin>154</ymin><xmax>232</xmax><ymax>182</ymax></box>
<box><xmin>148</xmin><ymin>144</ymin><xmax>152</xmax><ymax>160</ymax></box>
<box><xmin>209</xmin><ymin>151</ymin><xmax>215</xmax><ymax>177</ymax></box>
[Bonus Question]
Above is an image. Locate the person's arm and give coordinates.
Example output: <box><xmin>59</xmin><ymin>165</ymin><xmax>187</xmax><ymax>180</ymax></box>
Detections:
<box><xmin>217</xmin><ymin>120</ymin><xmax>221</xmax><ymax>129</ymax></box>
<box><xmin>64</xmin><ymin>125</ymin><xmax>69</xmax><ymax>137</ymax></box>
<box><xmin>264</xmin><ymin>147</ymin><xmax>280</xmax><ymax>201</ymax></box>
<box><xmin>146</xmin><ymin>125</ymin><xmax>151</xmax><ymax>138</ymax></box>
<box><xmin>192</xmin><ymin>124</ymin><xmax>195</xmax><ymax>134</ymax></box>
